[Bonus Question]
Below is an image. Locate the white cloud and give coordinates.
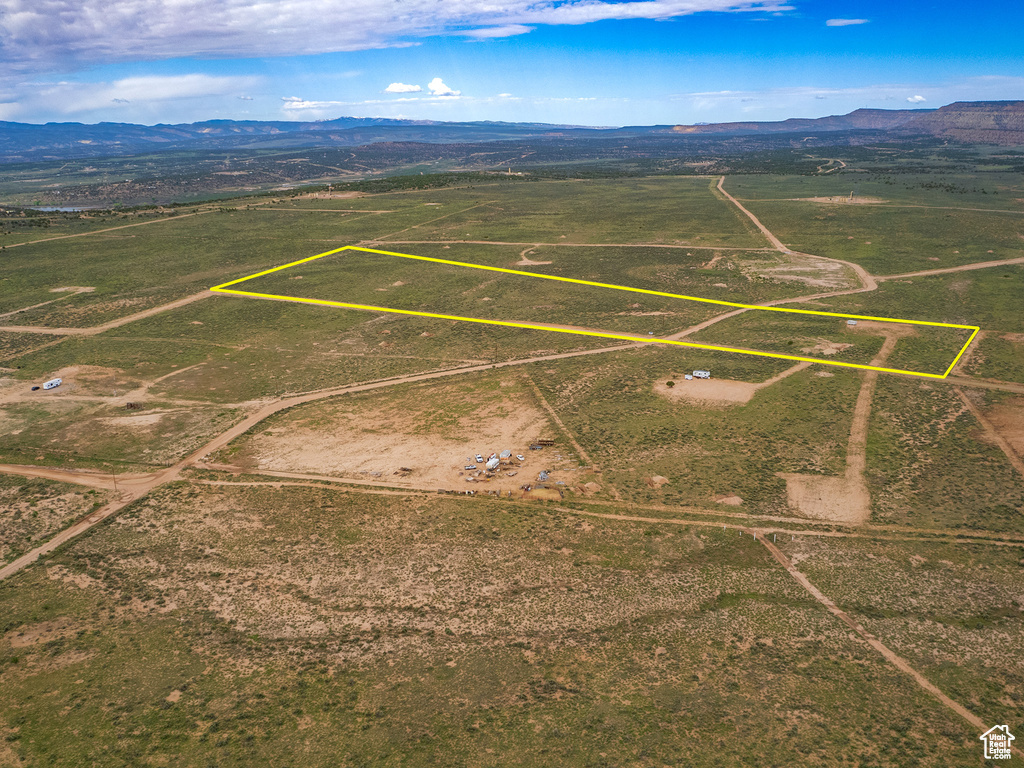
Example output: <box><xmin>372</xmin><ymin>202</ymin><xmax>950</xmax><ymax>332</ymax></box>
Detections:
<box><xmin>237</xmin><ymin>95</ymin><xmax>254</xmax><ymax>100</ymax></box>
<box><xmin>463</xmin><ymin>24</ymin><xmax>534</xmax><ymax>39</ymax></box>
<box><xmin>825</xmin><ymin>18</ymin><xmax>869</xmax><ymax>26</ymax></box>
<box><xmin>385</xmin><ymin>82</ymin><xmax>422</xmax><ymax>93</ymax></box>
<box><xmin>906</xmin><ymin>94</ymin><xmax>926</xmax><ymax>103</ymax></box>
<box><xmin>0</xmin><ymin>73</ymin><xmax>258</xmax><ymax>122</ymax></box>
<box><xmin>0</xmin><ymin>0</ymin><xmax>796</xmax><ymax>74</ymax></box>
<box><xmin>428</xmin><ymin>77</ymin><xmax>461</xmax><ymax>97</ymax></box>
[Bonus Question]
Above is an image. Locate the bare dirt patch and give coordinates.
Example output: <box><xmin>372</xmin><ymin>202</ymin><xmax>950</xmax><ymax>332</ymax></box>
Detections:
<box><xmin>49</xmin><ymin>286</ymin><xmax>95</xmax><ymax>293</ymax></box>
<box><xmin>776</xmin><ymin>474</ymin><xmax>869</xmax><ymax>525</ymax></box>
<box><xmin>516</xmin><ymin>246</ymin><xmax>552</xmax><ymax>266</ymax></box>
<box><xmin>654</xmin><ymin>362</ymin><xmax>809</xmax><ymax>406</ymax></box>
<box><xmin>739</xmin><ymin>253</ymin><xmax>858</xmax><ymax>290</ymax></box>
<box><xmin>5</xmin><ymin>617</ymin><xmax>79</xmax><ymax>647</ymax></box>
<box><xmin>845</xmin><ymin>319</ymin><xmax>918</xmax><ymax>340</ymax></box>
<box><xmin>97</xmin><ymin>411</ymin><xmax>173</xmax><ymax>428</ymax></box>
<box><xmin>802</xmin><ymin>341</ymin><xmax>853</xmax><ymax>356</ymax></box>
<box><xmin>985</xmin><ymin>396</ymin><xmax>1024</xmax><ymax>456</ymax></box>
<box><xmin>245</xmin><ymin>383</ymin><xmax>552</xmax><ymax>492</ymax></box>
<box><xmin>715</xmin><ymin>494</ymin><xmax>744</xmax><ymax>506</ymax></box>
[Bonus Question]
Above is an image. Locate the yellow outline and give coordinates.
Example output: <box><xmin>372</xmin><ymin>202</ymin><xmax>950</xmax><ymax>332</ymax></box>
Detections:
<box><xmin>211</xmin><ymin>245</ymin><xmax>979</xmax><ymax>380</ymax></box>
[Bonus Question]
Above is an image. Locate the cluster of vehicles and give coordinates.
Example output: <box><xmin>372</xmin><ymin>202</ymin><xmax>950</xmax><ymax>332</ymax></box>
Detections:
<box><xmin>464</xmin><ymin>451</ymin><xmax>525</xmax><ymax>471</ymax></box>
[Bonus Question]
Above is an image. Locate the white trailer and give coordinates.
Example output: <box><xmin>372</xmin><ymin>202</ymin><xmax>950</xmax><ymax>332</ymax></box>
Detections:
<box><xmin>42</xmin><ymin>378</ymin><xmax>63</xmax><ymax>390</ymax></box>
<box><xmin>485</xmin><ymin>457</ymin><xmax>500</xmax><ymax>471</ymax></box>
<box><xmin>693</xmin><ymin>370</ymin><xmax>711</xmax><ymax>379</ymax></box>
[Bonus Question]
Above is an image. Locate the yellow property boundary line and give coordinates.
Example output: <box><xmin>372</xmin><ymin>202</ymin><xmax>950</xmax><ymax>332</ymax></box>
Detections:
<box><xmin>211</xmin><ymin>245</ymin><xmax>979</xmax><ymax>380</ymax></box>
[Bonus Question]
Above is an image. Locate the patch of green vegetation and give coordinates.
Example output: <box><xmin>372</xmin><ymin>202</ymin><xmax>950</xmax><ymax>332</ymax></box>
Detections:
<box><xmin>0</xmin><ymin>332</ymin><xmax>58</xmax><ymax>363</ymax></box>
<box><xmin>0</xmin><ymin>396</ymin><xmax>241</xmax><ymax>470</ymax></box>
<box><xmin>962</xmin><ymin>333</ymin><xmax>1024</xmax><ymax>384</ymax></box>
<box><xmin>866</xmin><ymin>376</ymin><xmax>1024</xmax><ymax>532</ymax></box>
<box><xmin>689</xmin><ymin>310</ymin><xmax>888</xmax><ymax>367</ymax></box>
<box><xmin>375</xmin><ymin>177</ymin><xmax>764</xmax><ymax>247</ymax></box>
<box><xmin>0</xmin><ymin>484</ymin><xmax>981</xmax><ymax>765</ymax></box>
<box><xmin>728</xmin><ymin>170</ymin><xmax>1024</xmax><ymax>210</ymax></box>
<box><xmin>779</xmin><ymin>534</ymin><xmax>1024</xmax><ymax>732</ymax></box>
<box><xmin>0</xmin><ymin>476</ymin><xmax>109</xmax><ymax>566</ymax></box>
<box><xmin>531</xmin><ymin>346</ymin><xmax>862</xmax><ymax>513</ymax></box>
<box><xmin>823</xmin><ymin>266</ymin><xmax>1024</xmax><ymax>332</ymax></box>
<box><xmin>739</xmin><ymin>198</ymin><xmax>1024</xmax><ymax>276</ymax></box>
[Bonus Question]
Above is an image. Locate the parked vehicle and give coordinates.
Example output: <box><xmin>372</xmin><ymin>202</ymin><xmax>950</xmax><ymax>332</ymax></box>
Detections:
<box><xmin>42</xmin><ymin>378</ymin><xmax>62</xmax><ymax>390</ymax></box>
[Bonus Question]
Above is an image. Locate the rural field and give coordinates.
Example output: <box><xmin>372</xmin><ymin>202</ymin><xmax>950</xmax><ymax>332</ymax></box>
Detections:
<box><xmin>1</xmin><ymin>164</ymin><xmax>1023</xmax><ymax>765</ymax></box>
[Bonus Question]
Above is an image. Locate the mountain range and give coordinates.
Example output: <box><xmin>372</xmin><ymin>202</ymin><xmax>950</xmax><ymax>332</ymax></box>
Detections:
<box><xmin>1</xmin><ymin>101</ymin><xmax>1021</xmax><ymax>164</ymax></box>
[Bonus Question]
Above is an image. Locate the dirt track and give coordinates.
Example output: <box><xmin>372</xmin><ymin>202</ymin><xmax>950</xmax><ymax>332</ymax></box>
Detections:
<box><xmin>3</xmin><ymin>184</ymin><xmax>1019</xmax><ymax>756</ymax></box>
<box><xmin>0</xmin><ymin>291</ymin><xmax>213</xmax><ymax>335</ymax></box>
<box><xmin>954</xmin><ymin>387</ymin><xmax>1024</xmax><ymax>478</ymax></box>
<box><xmin>1</xmin><ymin>209</ymin><xmax>214</xmax><ymax>251</ymax></box>
<box><xmin>3</xmin><ymin>177</ymin><xmax>1023</xmax><ymax>580</ymax></box>
<box><xmin>876</xmin><ymin>256</ymin><xmax>1024</xmax><ymax>281</ymax></box>
<box><xmin>756</xmin><ymin>535</ymin><xmax>1007</xmax><ymax>745</ymax></box>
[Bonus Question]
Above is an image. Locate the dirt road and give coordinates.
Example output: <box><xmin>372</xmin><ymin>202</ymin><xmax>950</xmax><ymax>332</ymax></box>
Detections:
<box><xmin>0</xmin><ymin>461</ymin><xmax>180</xmax><ymax>581</ymax></box>
<box><xmin>4</xmin><ymin>175</ymin><xmax>1017</xmax><ymax>581</ymax></box>
<box><xmin>954</xmin><ymin>387</ymin><xmax>1024</xmax><ymax>478</ymax></box>
<box><xmin>0</xmin><ymin>291</ymin><xmax>213</xmax><ymax>335</ymax></box>
<box><xmin>944</xmin><ymin>376</ymin><xmax>1024</xmax><ymax>395</ymax></box>
<box><xmin>0</xmin><ymin>464</ymin><xmax>159</xmax><ymax>491</ymax></box>
<box><xmin>715</xmin><ymin>177</ymin><xmax>877</xmax><ymax>293</ymax></box>
<box><xmin>756</xmin><ymin>535</ymin><xmax>1013</xmax><ymax>748</ymax></box>
<box><xmin>2</xmin><ymin>209</ymin><xmax>214</xmax><ymax>251</ymax></box>
<box><xmin>876</xmin><ymin>256</ymin><xmax>1024</xmax><ymax>281</ymax></box>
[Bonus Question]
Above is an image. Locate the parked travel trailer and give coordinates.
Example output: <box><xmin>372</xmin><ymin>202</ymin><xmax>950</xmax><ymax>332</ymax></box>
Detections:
<box><xmin>42</xmin><ymin>378</ymin><xmax>62</xmax><ymax>390</ymax></box>
<box><xmin>693</xmin><ymin>370</ymin><xmax>711</xmax><ymax>379</ymax></box>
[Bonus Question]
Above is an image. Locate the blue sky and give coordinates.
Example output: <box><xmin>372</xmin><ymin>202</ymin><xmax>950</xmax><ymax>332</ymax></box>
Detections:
<box><xmin>1</xmin><ymin>0</ymin><xmax>1021</xmax><ymax>126</ymax></box>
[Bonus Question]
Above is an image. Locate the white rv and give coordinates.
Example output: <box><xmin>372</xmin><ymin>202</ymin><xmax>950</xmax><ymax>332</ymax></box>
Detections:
<box><xmin>42</xmin><ymin>378</ymin><xmax>63</xmax><ymax>390</ymax></box>
<box><xmin>693</xmin><ymin>370</ymin><xmax>711</xmax><ymax>379</ymax></box>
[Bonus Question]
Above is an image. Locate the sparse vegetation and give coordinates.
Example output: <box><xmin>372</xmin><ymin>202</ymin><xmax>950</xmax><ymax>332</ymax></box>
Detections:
<box><xmin>1</xmin><ymin>159</ymin><xmax>1022</xmax><ymax>766</ymax></box>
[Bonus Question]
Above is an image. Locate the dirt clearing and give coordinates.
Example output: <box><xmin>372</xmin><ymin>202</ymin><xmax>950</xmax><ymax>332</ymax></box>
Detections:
<box><xmin>776</xmin><ymin>474</ymin><xmax>868</xmax><ymax>525</ymax></box>
<box><xmin>242</xmin><ymin>380</ymin><xmax>555</xmax><ymax>492</ymax></box>
<box><xmin>654</xmin><ymin>362</ymin><xmax>810</xmax><ymax>406</ymax></box>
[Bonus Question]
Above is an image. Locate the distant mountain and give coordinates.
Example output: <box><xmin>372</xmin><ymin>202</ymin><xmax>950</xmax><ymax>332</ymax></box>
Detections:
<box><xmin>0</xmin><ymin>116</ymin><xmax>647</xmax><ymax>163</ymax></box>
<box><xmin>897</xmin><ymin>101</ymin><xmax>1024</xmax><ymax>145</ymax></box>
<box><xmin>671</xmin><ymin>101</ymin><xmax>1024</xmax><ymax>144</ymax></box>
<box><xmin>669</xmin><ymin>107</ymin><xmax>932</xmax><ymax>135</ymax></box>
<box><xmin>2</xmin><ymin>101</ymin><xmax>1022</xmax><ymax>163</ymax></box>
